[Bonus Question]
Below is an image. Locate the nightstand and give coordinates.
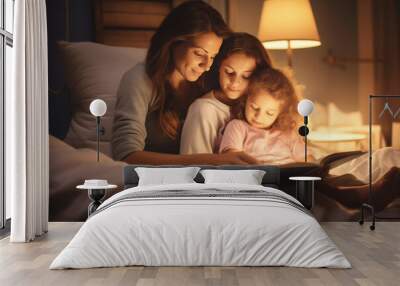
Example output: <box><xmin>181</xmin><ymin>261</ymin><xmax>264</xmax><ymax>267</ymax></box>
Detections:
<box><xmin>77</xmin><ymin>180</ymin><xmax>117</xmax><ymax>217</ymax></box>
<box><xmin>289</xmin><ymin>176</ymin><xmax>321</xmax><ymax>210</ymax></box>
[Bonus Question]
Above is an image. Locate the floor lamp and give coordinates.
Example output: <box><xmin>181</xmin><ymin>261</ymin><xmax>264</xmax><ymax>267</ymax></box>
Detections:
<box><xmin>258</xmin><ymin>0</ymin><xmax>321</xmax><ymax>68</ymax></box>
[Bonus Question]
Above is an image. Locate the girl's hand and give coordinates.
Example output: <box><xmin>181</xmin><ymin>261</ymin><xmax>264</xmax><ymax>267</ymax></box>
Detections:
<box><xmin>217</xmin><ymin>151</ymin><xmax>260</xmax><ymax>165</ymax></box>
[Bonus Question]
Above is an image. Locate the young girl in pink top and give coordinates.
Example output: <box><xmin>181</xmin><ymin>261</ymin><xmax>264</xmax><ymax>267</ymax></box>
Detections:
<box><xmin>219</xmin><ymin>68</ymin><xmax>310</xmax><ymax>164</ymax></box>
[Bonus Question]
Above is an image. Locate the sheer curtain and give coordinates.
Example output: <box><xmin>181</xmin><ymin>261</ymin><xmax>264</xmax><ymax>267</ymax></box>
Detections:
<box><xmin>7</xmin><ymin>0</ymin><xmax>49</xmax><ymax>242</ymax></box>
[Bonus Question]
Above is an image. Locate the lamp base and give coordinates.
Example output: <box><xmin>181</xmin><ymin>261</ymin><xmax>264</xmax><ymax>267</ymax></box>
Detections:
<box><xmin>88</xmin><ymin>189</ymin><xmax>106</xmax><ymax>216</ymax></box>
<box><xmin>298</xmin><ymin>125</ymin><xmax>309</xmax><ymax>136</ymax></box>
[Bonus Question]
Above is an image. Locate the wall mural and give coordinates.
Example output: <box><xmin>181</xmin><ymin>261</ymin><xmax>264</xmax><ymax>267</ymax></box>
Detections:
<box><xmin>47</xmin><ymin>0</ymin><xmax>400</xmax><ymax>222</ymax></box>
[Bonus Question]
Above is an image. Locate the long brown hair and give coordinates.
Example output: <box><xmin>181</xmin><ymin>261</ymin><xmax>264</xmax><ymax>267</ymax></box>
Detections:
<box><xmin>241</xmin><ymin>68</ymin><xmax>302</xmax><ymax>132</ymax></box>
<box><xmin>204</xmin><ymin>32</ymin><xmax>272</xmax><ymax>92</ymax></box>
<box><xmin>145</xmin><ymin>1</ymin><xmax>231</xmax><ymax>139</ymax></box>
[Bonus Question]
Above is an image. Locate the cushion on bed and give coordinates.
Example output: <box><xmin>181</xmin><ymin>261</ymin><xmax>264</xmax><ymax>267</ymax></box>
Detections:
<box><xmin>200</xmin><ymin>169</ymin><xmax>266</xmax><ymax>185</ymax></box>
<box><xmin>135</xmin><ymin>167</ymin><xmax>201</xmax><ymax>186</ymax></box>
<box><xmin>58</xmin><ymin>41</ymin><xmax>146</xmax><ymax>157</ymax></box>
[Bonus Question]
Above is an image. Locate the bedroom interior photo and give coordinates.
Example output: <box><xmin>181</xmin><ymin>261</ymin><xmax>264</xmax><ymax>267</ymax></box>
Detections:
<box><xmin>1</xmin><ymin>0</ymin><xmax>400</xmax><ymax>285</ymax></box>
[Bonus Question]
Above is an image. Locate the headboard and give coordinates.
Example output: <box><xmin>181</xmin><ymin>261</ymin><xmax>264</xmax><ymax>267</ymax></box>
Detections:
<box><xmin>94</xmin><ymin>0</ymin><xmax>173</xmax><ymax>48</ymax></box>
<box><xmin>123</xmin><ymin>165</ymin><xmax>280</xmax><ymax>189</ymax></box>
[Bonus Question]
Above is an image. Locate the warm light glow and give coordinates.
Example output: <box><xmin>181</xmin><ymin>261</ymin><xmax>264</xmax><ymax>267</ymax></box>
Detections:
<box><xmin>262</xmin><ymin>40</ymin><xmax>321</xmax><ymax>50</ymax></box>
<box><xmin>308</xmin><ymin>132</ymin><xmax>366</xmax><ymax>142</ymax></box>
<box><xmin>258</xmin><ymin>0</ymin><xmax>321</xmax><ymax>50</ymax></box>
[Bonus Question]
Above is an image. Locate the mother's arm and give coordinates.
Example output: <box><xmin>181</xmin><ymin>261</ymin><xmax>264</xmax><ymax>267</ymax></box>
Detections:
<box><xmin>112</xmin><ymin>64</ymin><xmax>152</xmax><ymax>161</ymax></box>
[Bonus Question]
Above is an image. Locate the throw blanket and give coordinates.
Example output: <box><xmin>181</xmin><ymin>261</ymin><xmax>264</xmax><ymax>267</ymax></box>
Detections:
<box><xmin>329</xmin><ymin>147</ymin><xmax>400</xmax><ymax>183</ymax></box>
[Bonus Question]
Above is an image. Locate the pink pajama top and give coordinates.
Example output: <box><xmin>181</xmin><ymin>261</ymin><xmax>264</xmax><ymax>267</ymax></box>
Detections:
<box><xmin>219</xmin><ymin>119</ymin><xmax>306</xmax><ymax>164</ymax></box>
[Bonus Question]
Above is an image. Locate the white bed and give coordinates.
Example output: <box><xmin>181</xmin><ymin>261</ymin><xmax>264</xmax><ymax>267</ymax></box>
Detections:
<box><xmin>50</xmin><ymin>182</ymin><xmax>350</xmax><ymax>269</ymax></box>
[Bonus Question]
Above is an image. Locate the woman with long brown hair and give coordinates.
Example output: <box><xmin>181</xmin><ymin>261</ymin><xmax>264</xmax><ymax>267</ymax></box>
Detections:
<box><xmin>112</xmin><ymin>1</ymin><xmax>258</xmax><ymax>164</ymax></box>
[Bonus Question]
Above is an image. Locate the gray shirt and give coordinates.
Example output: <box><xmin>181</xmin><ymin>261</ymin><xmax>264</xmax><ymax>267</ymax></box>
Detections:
<box><xmin>111</xmin><ymin>63</ymin><xmax>183</xmax><ymax>161</ymax></box>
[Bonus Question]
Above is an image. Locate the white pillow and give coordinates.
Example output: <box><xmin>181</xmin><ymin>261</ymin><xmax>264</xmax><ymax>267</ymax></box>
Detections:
<box><xmin>200</xmin><ymin>169</ymin><xmax>266</xmax><ymax>185</ymax></box>
<box><xmin>59</xmin><ymin>41</ymin><xmax>147</xmax><ymax>157</ymax></box>
<box><xmin>135</xmin><ymin>167</ymin><xmax>200</xmax><ymax>186</ymax></box>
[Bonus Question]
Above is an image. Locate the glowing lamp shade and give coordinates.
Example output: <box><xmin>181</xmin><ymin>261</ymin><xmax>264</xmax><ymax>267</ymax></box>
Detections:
<box><xmin>90</xmin><ymin>99</ymin><xmax>107</xmax><ymax>117</ymax></box>
<box><xmin>297</xmin><ymin>99</ymin><xmax>314</xmax><ymax>116</ymax></box>
<box><xmin>258</xmin><ymin>0</ymin><xmax>321</xmax><ymax>50</ymax></box>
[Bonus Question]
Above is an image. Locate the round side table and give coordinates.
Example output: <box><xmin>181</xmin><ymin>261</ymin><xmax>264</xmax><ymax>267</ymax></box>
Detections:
<box><xmin>289</xmin><ymin>176</ymin><xmax>321</xmax><ymax>210</ymax></box>
<box><xmin>76</xmin><ymin>183</ymin><xmax>117</xmax><ymax>217</ymax></box>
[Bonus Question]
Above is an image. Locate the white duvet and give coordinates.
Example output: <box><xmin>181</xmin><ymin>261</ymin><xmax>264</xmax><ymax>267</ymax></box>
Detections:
<box><xmin>50</xmin><ymin>183</ymin><xmax>350</xmax><ymax>269</ymax></box>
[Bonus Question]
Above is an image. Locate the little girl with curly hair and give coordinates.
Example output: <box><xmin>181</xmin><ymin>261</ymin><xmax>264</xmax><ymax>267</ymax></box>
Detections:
<box><xmin>219</xmin><ymin>67</ymin><xmax>311</xmax><ymax>164</ymax></box>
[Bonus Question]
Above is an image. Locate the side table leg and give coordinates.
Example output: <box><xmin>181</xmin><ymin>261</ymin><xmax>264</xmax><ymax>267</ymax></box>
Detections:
<box><xmin>87</xmin><ymin>189</ymin><xmax>106</xmax><ymax>217</ymax></box>
<box><xmin>297</xmin><ymin>181</ymin><xmax>314</xmax><ymax>210</ymax></box>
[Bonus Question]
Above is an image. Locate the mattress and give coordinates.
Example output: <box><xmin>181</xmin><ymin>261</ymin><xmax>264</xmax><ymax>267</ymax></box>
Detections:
<box><xmin>50</xmin><ymin>183</ymin><xmax>350</xmax><ymax>269</ymax></box>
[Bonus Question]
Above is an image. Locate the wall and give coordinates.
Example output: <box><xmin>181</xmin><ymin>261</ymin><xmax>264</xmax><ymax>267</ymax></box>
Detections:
<box><xmin>46</xmin><ymin>0</ymin><xmax>362</xmax><ymax>138</ymax></box>
<box><xmin>229</xmin><ymin>0</ymin><xmax>359</xmax><ymax>114</ymax></box>
<box><xmin>46</xmin><ymin>0</ymin><xmax>94</xmax><ymax>139</ymax></box>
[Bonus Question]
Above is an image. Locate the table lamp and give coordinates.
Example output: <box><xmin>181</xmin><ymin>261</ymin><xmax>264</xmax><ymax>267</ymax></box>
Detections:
<box><xmin>258</xmin><ymin>0</ymin><xmax>321</xmax><ymax>68</ymax></box>
<box><xmin>297</xmin><ymin>99</ymin><xmax>314</xmax><ymax>162</ymax></box>
<box><xmin>89</xmin><ymin>99</ymin><xmax>107</xmax><ymax>162</ymax></box>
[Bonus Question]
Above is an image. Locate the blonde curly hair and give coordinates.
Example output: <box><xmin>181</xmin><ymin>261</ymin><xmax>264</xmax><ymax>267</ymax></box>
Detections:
<box><xmin>233</xmin><ymin>67</ymin><xmax>302</xmax><ymax>132</ymax></box>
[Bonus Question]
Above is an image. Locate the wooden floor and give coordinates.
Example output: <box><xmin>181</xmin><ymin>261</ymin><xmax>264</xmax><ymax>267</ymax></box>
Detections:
<box><xmin>0</xmin><ymin>222</ymin><xmax>399</xmax><ymax>286</ymax></box>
